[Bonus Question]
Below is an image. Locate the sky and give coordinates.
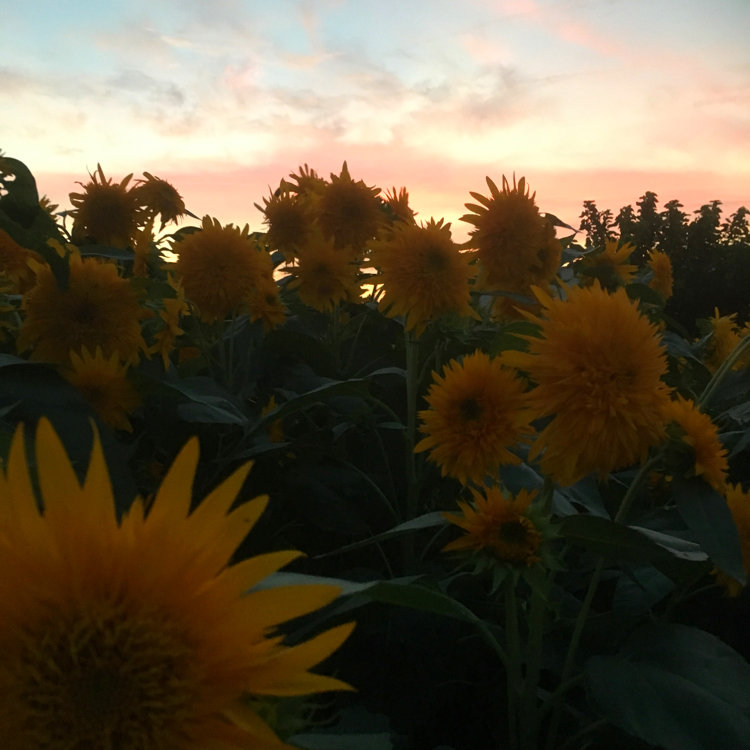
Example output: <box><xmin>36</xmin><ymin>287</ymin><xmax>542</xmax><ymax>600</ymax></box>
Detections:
<box><xmin>2</xmin><ymin>0</ymin><xmax>749</xmax><ymax>241</ymax></box>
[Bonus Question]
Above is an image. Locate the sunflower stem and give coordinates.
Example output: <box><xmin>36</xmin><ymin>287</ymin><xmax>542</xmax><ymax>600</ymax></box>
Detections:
<box><xmin>403</xmin><ymin>329</ymin><xmax>420</xmax><ymax>568</ymax></box>
<box><xmin>504</xmin><ymin>576</ymin><xmax>522</xmax><ymax>750</ymax></box>
<box><xmin>698</xmin><ymin>331</ymin><xmax>750</xmax><ymax>408</ymax></box>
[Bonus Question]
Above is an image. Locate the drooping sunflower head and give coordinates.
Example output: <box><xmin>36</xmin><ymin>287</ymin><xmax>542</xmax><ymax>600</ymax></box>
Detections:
<box><xmin>647</xmin><ymin>249</ymin><xmax>673</xmax><ymax>299</ymax></box>
<box><xmin>460</xmin><ymin>175</ymin><xmax>561</xmax><ymax>293</ymax></box>
<box><xmin>370</xmin><ymin>217</ymin><xmax>478</xmax><ymax>336</ymax></box>
<box><xmin>315</xmin><ymin>162</ymin><xmax>383</xmax><ymax>255</ymax></box>
<box><xmin>713</xmin><ymin>483</ymin><xmax>750</xmax><ymax>597</ymax></box>
<box><xmin>69</xmin><ymin>164</ymin><xmax>141</xmax><ymax>247</ymax></box>
<box><xmin>256</xmin><ymin>186</ymin><xmax>316</xmax><ymax>259</ymax></box>
<box><xmin>443</xmin><ymin>486</ymin><xmax>543</xmax><ymax>570</ymax></box>
<box><xmin>132</xmin><ymin>171</ymin><xmax>188</xmax><ymax>229</ymax></box>
<box><xmin>578</xmin><ymin>239</ymin><xmax>637</xmax><ymax>291</ymax></box>
<box><xmin>64</xmin><ymin>346</ymin><xmax>141</xmax><ymax>432</ymax></box>
<box><xmin>415</xmin><ymin>350</ymin><xmax>533</xmax><ymax>484</ymax></box>
<box><xmin>0</xmin><ymin>228</ymin><xmax>41</xmax><ymax>293</ymax></box>
<box><xmin>506</xmin><ymin>283</ymin><xmax>671</xmax><ymax>486</ymax></box>
<box><xmin>0</xmin><ymin>418</ymin><xmax>354</xmax><ymax>749</ymax></box>
<box><xmin>662</xmin><ymin>395</ymin><xmax>728</xmax><ymax>492</ymax></box>
<box><xmin>173</xmin><ymin>216</ymin><xmax>274</xmax><ymax>322</ymax></box>
<box><xmin>286</xmin><ymin>232</ymin><xmax>362</xmax><ymax>313</ymax></box>
<box><xmin>17</xmin><ymin>254</ymin><xmax>147</xmax><ymax>365</ymax></box>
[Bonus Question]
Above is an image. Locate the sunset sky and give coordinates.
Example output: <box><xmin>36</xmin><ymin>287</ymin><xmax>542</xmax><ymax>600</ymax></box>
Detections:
<box><xmin>3</xmin><ymin>0</ymin><xmax>749</xmax><ymax>240</ymax></box>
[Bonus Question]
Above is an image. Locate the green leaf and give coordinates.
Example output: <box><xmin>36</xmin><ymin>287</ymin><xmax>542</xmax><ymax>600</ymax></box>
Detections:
<box><xmin>585</xmin><ymin>623</ymin><xmax>750</xmax><ymax>750</ymax></box>
<box><xmin>160</xmin><ymin>377</ymin><xmax>248</xmax><ymax>425</ymax></box>
<box><xmin>673</xmin><ymin>477</ymin><xmax>746</xmax><ymax>584</ymax></box>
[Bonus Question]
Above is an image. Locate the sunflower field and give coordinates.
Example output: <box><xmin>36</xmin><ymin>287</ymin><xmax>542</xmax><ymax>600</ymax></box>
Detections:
<box><xmin>1</xmin><ymin>153</ymin><xmax>749</xmax><ymax>750</ymax></box>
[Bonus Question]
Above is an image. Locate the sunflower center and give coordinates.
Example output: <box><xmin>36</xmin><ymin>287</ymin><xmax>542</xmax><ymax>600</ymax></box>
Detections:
<box><xmin>494</xmin><ymin>516</ymin><xmax>540</xmax><ymax>564</ymax></box>
<box><xmin>71</xmin><ymin>297</ymin><xmax>101</xmax><ymax>325</ymax></box>
<box><xmin>458</xmin><ymin>397</ymin><xmax>483</xmax><ymax>422</ymax></box>
<box><xmin>423</xmin><ymin>247</ymin><xmax>448</xmax><ymax>272</ymax></box>
<box><xmin>15</xmin><ymin>602</ymin><xmax>195</xmax><ymax>747</ymax></box>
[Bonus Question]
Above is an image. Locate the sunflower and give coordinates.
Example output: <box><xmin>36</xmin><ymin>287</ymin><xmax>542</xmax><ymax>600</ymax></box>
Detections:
<box><xmin>69</xmin><ymin>164</ymin><xmax>141</xmax><ymax>247</ymax></box>
<box><xmin>256</xmin><ymin>187</ymin><xmax>316</xmax><ymax>260</ymax></box>
<box><xmin>174</xmin><ymin>216</ymin><xmax>273</xmax><ymax>322</ymax></box>
<box><xmin>662</xmin><ymin>395</ymin><xmax>728</xmax><ymax>492</ymax></box>
<box><xmin>0</xmin><ymin>418</ymin><xmax>354</xmax><ymax>749</ymax></box>
<box><xmin>415</xmin><ymin>350</ymin><xmax>533</xmax><ymax>484</ymax></box>
<box><xmin>18</xmin><ymin>254</ymin><xmax>146</xmax><ymax>365</ymax></box>
<box><xmin>506</xmin><ymin>283</ymin><xmax>671</xmax><ymax>486</ymax></box>
<box><xmin>150</xmin><ymin>274</ymin><xmax>189</xmax><ymax>370</ymax></box>
<box><xmin>647</xmin><ymin>249</ymin><xmax>673</xmax><ymax>299</ymax></box>
<box><xmin>0</xmin><ymin>228</ymin><xmax>40</xmax><ymax>293</ymax></box>
<box><xmin>443</xmin><ymin>486</ymin><xmax>542</xmax><ymax>567</ymax></box>
<box><xmin>370</xmin><ymin>218</ymin><xmax>478</xmax><ymax>336</ymax></box>
<box><xmin>382</xmin><ymin>186</ymin><xmax>417</xmax><ymax>226</ymax></box>
<box><xmin>460</xmin><ymin>175</ymin><xmax>561</xmax><ymax>294</ymax></box>
<box><xmin>247</xmin><ymin>276</ymin><xmax>287</xmax><ymax>331</ymax></box>
<box><xmin>713</xmin><ymin>484</ymin><xmax>750</xmax><ymax>597</ymax></box>
<box><xmin>286</xmin><ymin>163</ymin><xmax>326</xmax><ymax>197</ymax></box>
<box><xmin>286</xmin><ymin>233</ymin><xmax>362</xmax><ymax>313</ymax></box>
<box><xmin>704</xmin><ymin>309</ymin><xmax>742</xmax><ymax>373</ymax></box>
<box><xmin>132</xmin><ymin>171</ymin><xmax>188</xmax><ymax>229</ymax></box>
<box><xmin>578</xmin><ymin>239</ymin><xmax>637</xmax><ymax>290</ymax></box>
<box><xmin>316</xmin><ymin>162</ymin><xmax>383</xmax><ymax>255</ymax></box>
<box><xmin>64</xmin><ymin>346</ymin><xmax>141</xmax><ymax>432</ymax></box>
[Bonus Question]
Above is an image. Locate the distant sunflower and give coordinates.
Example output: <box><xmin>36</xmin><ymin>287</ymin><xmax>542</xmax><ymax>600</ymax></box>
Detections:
<box><xmin>370</xmin><ymin>218</ymin><xmax>478</xmax><ymax>335</ymax></box>
<box><xmin>382</xmin><ymin>186</ymin><xmax>416</xmax><ymax>226</ymax></box>
<box><xmin>662</xmin><ymin>395</ymin><xmax>728</xmax><ymax>492</ymax></box>
<box><xmin>0</xmin><ymin>228</ymin><xmax>40</xmax><ymax>293</ymax></box>
<box><xmin>286</xmin><ymin>163</ymin><xmax>326</xmax><ymax>197</ymax></box>
<box><xmin>18</xmin><ymin>254</ymin><xmax>146</xmax><ymax>365</ymax></box>
<box><xmin>132</xmin><ymin>171</ymin><xmax>188</xmax><ymax>229</ymax></box>
<box><xmin>316</xmin><ymin>162</ymin><xmax>383</xmax><ymax>255</ymax></box>
<box><xmin>460</xmin><ymin>175</ymin><xmax>561</xmax><ymax>294</ymax></box>
<box><xmin>0</xmin><ymin>419</ymin><xmax>353</xmax><ymax>749</ymax></box>
<box><xmin>174</xmin><ymin>216</ymin><xmax>272</xmax><ymax>322</ymax></box>
<box><xmin>69</xmin><ymin>164</ymin><xmax>141</xmax><ymax>247</ymax></box>
<box><xmin>647</xmin><ymin>249</ymin><xmax>673</xmax><ymax>299</ymax></box>
<box><xmin>415</xmin><ymin>350</ymin><xmax>532</xmax><ymax>484</ymax></box>
<box><xmin>705</xmin><ymin>309</ymin><xmax>742</xmax><ymax>373</ymax></box>
<box><xmin>443</xmin><ymin>486</ymin><xmax>542</xmax><ymax>566</ymax></box>
<box><xmin>256</xmin><ymin>188</ymin><xmax>316</xmax><ymax>259</ymax></box>
<box><xmin>247</xmin><ymin>276</ymin><xmax>287</xmax><ymax>331</ymax></box>
<box><xmin>713</xmin><ymin>484</ymin><xmax>750</xmax><ymax>597</ymax></box>
<box><xmin>506</xmin><ymin>283</ymin><xmax>671</xmax><ymax>486</ymax></box>
<box><xmin>287</xmin><ymin>233</ymin><xmax>362</xmax><ymax>312</ymax></box>
<box><xmin>64</xmin><ymin>346</ymin><xmax>140</xmax><ymax>432</ymax></box>
<box><xmin>579</xmin><ymin>239</ymin><xmax>637</xmax><ymax>290</ymax></box>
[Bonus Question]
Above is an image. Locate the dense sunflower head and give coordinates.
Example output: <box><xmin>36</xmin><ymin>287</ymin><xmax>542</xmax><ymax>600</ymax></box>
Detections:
<box><xmin>173</xmin><ymin>216</ymin><xmax>274</xmax><ymax>322</ymax></box>
<box><xmin>286</xmin><ymin>232</ymin><xmax>362</xmax><ymax>312</ymax></box>
<box><xmin>578</xmin><ymin>239</ymin><xmax>637</xmax><ymax>290</ymax></box>
<box><xmin>69</xmin><ymin>164</ymin><xmax>141</xmax><ymax>247</ymax></box>
<box><xmin>0</xmin><ymin>418</ymin><xmax>353</xmax><ymax>749</ymax></box>
<box><xmin>0</xmin><ymin>228</ymin><xmax>40</xmax><ymax>293</ymax></box>
<box><xmin>647</xmin><ymin>249</ymin><xmax>673</xmax><ymax>299</ymax></box>
<box><xmin>713</xmin><ymin>483</ymin><xmax>750</xmax><ymax>597</ymax></box>
<box><xmin>369</xmin><ymin>218</ymin><xmax>478</xmax><ymax>336</ymax></box>
<box><xmin>662</xmin><ymin>395</ymin><xmax>728</xmax><ymax>492</ymax></box>
<box><xmin>506</xmin><ymin>283</ymin><xmax>671</xmax><ymax>486</ymax></box>
<box><xmin>132</xmin><ymin>172</ymin><xmax>188</xmax><ymax>229</ymax></box>
<box><xmin>460</xmin><ymin>175</ymin><xmax>561</xmax><ymax>293</ymax></box>
<box><xmin>257</xmin><ymin>187</ymin><xmax>316</xmax><ymax>259</ymax></box>
<box><xmin>315</xmin><ymin>162</ymin><xmax>383</xmax><ymax>255</ymax></box>
<box><xmin>443</xmin><ymin>486</ymin><xmax>542</xmax><ymax>567</ymax></box>
<box><xmin>415</xmin><ymin>350</ymin><xmax>533</xmax><ymax>484</ymax></box>
<box><xmin>17</xmin><ymin>254</ymin><xmax>146</xmax><ymax>365</ymax></box>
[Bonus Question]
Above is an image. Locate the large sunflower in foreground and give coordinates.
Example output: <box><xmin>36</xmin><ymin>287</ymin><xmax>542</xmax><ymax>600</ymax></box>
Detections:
<box><xmin>174</xmin><ymin>216</ymin><xmax>275</xmax><ymax>322</ymax></box>
<box><xmin>506</xmin><ymin>283</ymin><xmax>671</xmax><ymax>486</ymax></box>
<box><xmin>17</xmin><ymin>254</ymin><xmax>146</xmax><ymax>365</ymax></box>
<box><xmin>415</xmin><ymin>350</ymin><xmax>532</xmax><ymax>484</ymax></box>
<box><xmin>460</xmin><ymin>175</ymin><xmax>561</xmax><ymax>294</ymax></box>
<box><xmin>443</xmin><ymin>486</ymin><xmax>542</xmax><ymax>567</ymax></box>
<box><xmin>69</xmin><ymin>164</ymin><xmax>141</xmax><ymax>247</ymax></box>
<box><xmin>370</xmin><ymin>218</ymin><xmax>478</xmax><ymax>335</ymax></box>
<box><xmin>0</xmin><ymin>419</ymin><xmax>353</xmax><ymax>749</ymax></box>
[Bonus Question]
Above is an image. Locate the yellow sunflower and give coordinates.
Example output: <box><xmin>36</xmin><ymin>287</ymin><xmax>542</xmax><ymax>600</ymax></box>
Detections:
<box><xmin>370</xmin><ymin>218</ymin><xmax>478</xmax><ymax>336</ymax></box>
<box><xmin>64</xmin><ymin>346</ymin><xmax>141</xmax><ymax>432</ymax></box>
<box><xmin>0</xmin><ymin>228</ymin><xmax>40</xmax><ymax>293</ymax></box>
<box><xmin>0</xmin><ymin>418</ymin><xmax>354</xmax><ymax>749</ymax></box>
<box><xmin>415</xmin><ymin>350</ymin><xmax>533</xmax><ymax>484</ymax></box>
<box><xmin>174</xmin><ymin>216</ymin><xmax>273</xmax><ymax>322</ymax></box>
<box><xmin>578</xmin><ymin>239</ymin><xmax>637</xmax><ymax>290</ymax></box>
<box><xmin>69</xmin><ymin>164</ymin><xmax>141</xmax><ymax>247</ymax></box>
<box><xmin>18</xmin><ymin>254</ymin><xmax>146</xmax><ymax>365</ymax></box>
<box><xmin>705</xmin><ymin>309</ymin><xmax>742</xmax><ymax>373</ymax></box>
<box><xmin>132</xmin><ymin>171</ymin><xmax>188</xmax><ymax>229</ymax></box>
<box><xmin>662</xmin><ymin>395</ymin><xmax>728</xmax><ymax>492</ymax></box>
<box><xmin>150</xmin><ymin>274</ymin><xmax>189</xmax><ymax>370</ymax></box>
<box><xmin>256</xmin><ymin>187</ymin><xmax>316</xmax><ymax>260</ymax></box>
<box><xmin>443</xmin><ymin>486</ymin><xmax>541</xmax><ymax>566</ymax></box>
<box><xmin>247</xmin><ymin>276</ymin><xmax>287</xmax><ymax>331</ymax></box>
<box><xmin>383</xmin><ymin>186</ymin><xmax>417</xmax><ymax>226</ymax></box>
<box><xmin>506</xmin><ymin>283</ymin><xmax>671</xmax><ymax>486</ymax></box>
<box><xmin>286</xmin><ymin>233</ymin><xmax>362</xmax><ymax>313</ymax></box>
<box><xmin>647</xmin><ymin>249</ymin><xmax>673</xmax><ymax>299</ymax></box>
<box><xmin>460</xmin><ymin>175</ymin><xmax>561</xmax><ymax>294</ymax></box>
<box><xmin>316</xmin><ymin>162</ymin><xmax>383</xmax><ymax>255</ymax></box>
<box><xmin>713</xmin><ymin>484</ymin><xmax>750</xmax><ymax>597</ymax></box>
<box><xmin>286</xmin><ymin>163</ymin><xmax>326</xmax><ymax>197</ymax></box>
